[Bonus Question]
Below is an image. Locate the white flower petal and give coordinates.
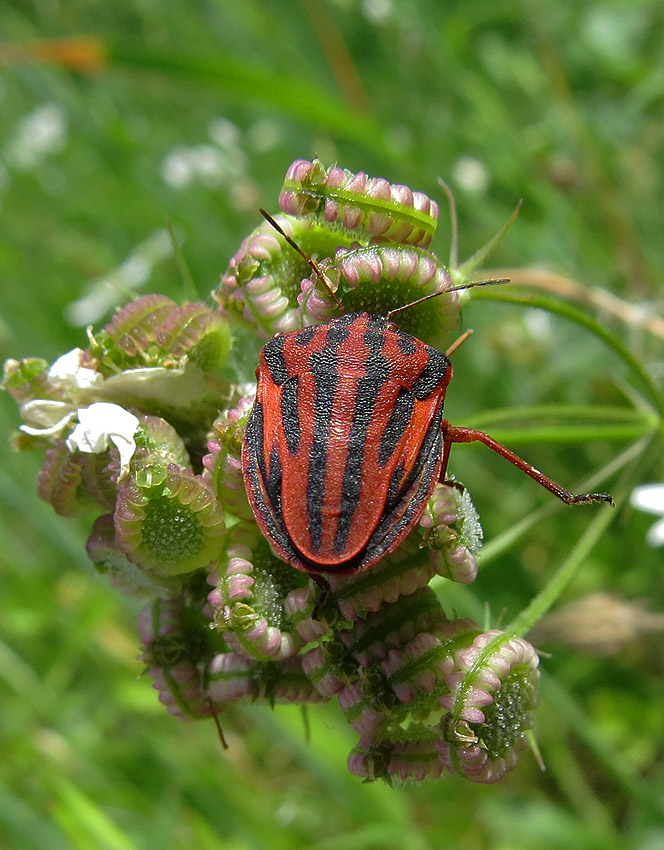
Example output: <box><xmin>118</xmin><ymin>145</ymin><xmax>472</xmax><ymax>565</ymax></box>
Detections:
<box><xmin>48</xmin><ymin>348</ymin><xmax>102</xmax><ymax>391</ymax></box>
<box><xmin>110</xmin><ymin>434</ymin><xmax>137</xmax><ymax>477</ymax></box>
<box><xmin>630</xmin><ymin>484</ymin><xmax>664</xmax><ymax>515</ymax></box>
<box><xmin>646</xmin><ymin>517</ymin><xmax>664</xmax><ymax>548</ymax></box>
<box><xmin>67</xmin><ymin>420</ymin><xmax>108</xmax><ymax>454</ymax></box>
<box><xmin>48</xmin><ymin>348</ymin><xmax>84</xmax><ymax>379</ymax></box>
<box><xmin>19</xmin><ymin>399</ymin><xmax>76</xmax><ymax>435</ymax></box>
<box><xmin>66</xmin><ymin>403</ymin><xmax>139</xmax><ymax>477</ymax></box>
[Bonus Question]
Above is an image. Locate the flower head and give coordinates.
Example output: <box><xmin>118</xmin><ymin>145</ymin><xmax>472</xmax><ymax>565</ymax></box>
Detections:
<box><xmin>139</xmin><ymin>593</ymin><xmax>221</xmax><ymax>719</ymax></box>
<box><xmin>87</xmin><ymin>514</ymin><xmax>180</xmax><ymax>597</ymax></box>
<box><xmin>348</xmin><ymin>726</ymin><xmax>448</xmax><ymax>784</ymax></box>
<box><xmin>279</xmin><ymin>158</ymin><xmax>440</xmax><ymax>248</ymax></box>
<box><xmin>328</xmin><ymin>537</ymin><xmax>437</xmax><ymax>622</ymax></box>
<box><xmin>3</xmin><ymin>156</ymin><xmax>554</xmax><ymax>786</ymax></box>
<box><xmin>48</xmin><ymin>347</ymin><xmax>102</xmax><ymax>391</ymax></box>
<box><xmin>205</xmin><ymin>652</ymin><xmax>324</xmax><ymax>707</ymax></box>
<box><xmin>439</xmin><ymin>630</ymin><xmax>540</xmax><ymax>783</ymax></box>
<box><xmin>38</xmin><ymin>441</ymin><xmax>115</xmax><ymax>516</ymax></box>
<box><xmin>202</xmin><ymin>394</ymin><xmax>256</xmax><ymax>521</ymax></box>
<box><xmin>9</xmin><ymin>348</ymin><xmax>104</xmax><ymax>441</ymax></box>
<box><xmin>208</xmin><ymin>521</ymin><xmax>307</xmax><ymax>661</ymax></box>
<box><xmin>420</xmin><ymin>482</ymin><xmax>482</xmax><ymax>585</ymax></box>
<box><xmin>212</xmin><ymin>214</ymin><xmax>312</xmax><ymax>338</ymax></box>
<box><xmin>115</xmin><ymin>465</ymin><xmax>225</xmax><ymax>576</ymax></box>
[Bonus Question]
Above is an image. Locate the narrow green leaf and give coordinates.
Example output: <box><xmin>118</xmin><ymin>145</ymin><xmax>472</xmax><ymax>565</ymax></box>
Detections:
<box><xmin>51</xmin><ymin>782</ymin><xmax>136</xmax><ymax>850</ymax></box>
<box><xmin>106</xmin><ymin>42</ymin><xmax>386</xmax><ymax>151</ymax></box>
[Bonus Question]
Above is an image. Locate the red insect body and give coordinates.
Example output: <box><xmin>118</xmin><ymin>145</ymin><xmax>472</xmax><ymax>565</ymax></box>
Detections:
<box><xmin>242</xmin><ymin>312</ymin><xmax>453</xmax><ymax>575</ymax></box>
<box><xmin>241</xmin><ymin>212</ymin><xmax>613</xmax><ymax>578</ymax></box>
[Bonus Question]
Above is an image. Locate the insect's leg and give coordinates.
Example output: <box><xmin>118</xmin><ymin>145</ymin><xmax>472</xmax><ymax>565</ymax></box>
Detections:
<box><xmin>310</xmin><ymin>573</ymin><xmax>331</xmax><ymax>621</ymax></box>
<box><xmin>441</xmin><ymin>420</ymin><xmax>614</xmax><ymax>506</ymax></box>
<box><xmin>207</xmin><ymin>698</ymin><xmax>228</xmax><ymax>750</ymax></box>
<box><xmin>439</xmin><ymin>439</ymin><xmax>466</xmax><ymax>493</ymax></box>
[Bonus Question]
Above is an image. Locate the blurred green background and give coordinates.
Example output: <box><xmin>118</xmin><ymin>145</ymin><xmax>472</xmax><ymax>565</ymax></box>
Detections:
<box><xmin>1</xmin><ymin>2</ymin><xmax>663</xmax><ymax>848</ymax></box>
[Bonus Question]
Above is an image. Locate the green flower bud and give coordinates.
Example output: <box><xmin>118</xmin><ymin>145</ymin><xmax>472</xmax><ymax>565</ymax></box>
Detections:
<box><xmin>139</xmin><ymin>593</ymin><xmax>222</xmax><ymax>719</ymax></box>
<box><xmin>439</xmin><ymin>630</ymin><xmax>540</xmax><ymax>783</ymax></box>
<box><xmin>86</xmin><ymin>296</ymin><xmax>229</xmax><ymax>375</ymax></box>
<box><xmin>38</xmin><ymin>441</ymin><xmax>94</xmax><ymax>516</ymax></box>
<box><xmin>208</xmin><ymin>521</ymin><xmax>307</xmax><ymax>660</ymax></box>
<box><xmin>128</xmin><ymin>414</ymin><xmax>192</xmax><ymax>489</ymax></box>
<box><xmin>213</xmin><ymin>214</ymin><xmax>346</xmax><ymax>339</ymax></box>
<box><xmin>299</xmin><ymin>244</ymin><xmax>458</xmax><ymax>347</ymax></box>
<box><xmin>206</xmin><ymin>653</ymin><xmax>324</xmax><ymax>706</ymax></box>
<box><xmin>203</xmin><ymin>395</ymin><xmax>256</xmax><ymax>521</ymax></box>
<box><xmin>348</xmin><ymin>725</ymin><xmax>447</xmax><ymax>783</ymax></box>
<box><xmin>87</xmin><ymin>514</ymin><xmax>181</xmax><ymax>597</ymax></box>
<box><xmin>328</xmin><ymin>537</ymin><xmax>436</xmax><ymax>622</ymax></box>
<box><xmin>115</xmin><ymin>465</ymin><xmax>225</xmax><ymax>576</ymax></box>
<box><xmin>280</xmin><ymin>159</ymin><xmax>440</xmax><ymax>248</ymax></box>
<box><xmin>420</xmin><ymin>482</ymin><xmax>482</xmax><ymax>585</ymax></box>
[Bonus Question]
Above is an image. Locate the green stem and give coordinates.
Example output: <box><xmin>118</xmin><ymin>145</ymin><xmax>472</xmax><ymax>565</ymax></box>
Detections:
<box><xmin>467</xmin><ymin>288</ymin><xmax>664</xmax><ymax>419</ymax></box>
<box><xmin>465</xmin><ymin>404</ymin><xmax>655</xmax><ymax>427</ymax></box>
<box><xmin>503</xmin><ymin>432</ymin><xmax>657</xmax><ymax>636</ymax></box>
<box><xmin>462</xmin><ymin>404</ymin><xmax>656</xmax><ymax>445</ymax></box>
<box><xmin>165</xmin><ymin>221</ymin><xmax>197</xmax><ymax>302</ymax></box>
<box><xmin>107</xmin><ymin>42</ymin><xmax>385</xmax><ymax>151</ymax></box>
<box><xmin>457</xmin><ymin>201</ymin><xmax>522</xmax><ymax>280</ymax></box>
<box><xmin>464</xmin><ymin>423</ymin><xmax>649</xmax><ymax>445</ymax></box>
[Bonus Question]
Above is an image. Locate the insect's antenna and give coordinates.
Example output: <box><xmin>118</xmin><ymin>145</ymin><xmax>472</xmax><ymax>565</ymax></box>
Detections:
<box><xmin>448</xmin><ymin>277</ymin><xmax>510</xmax><ymax>294</ymax></box>
<box><xmin>259</xmin><ymin>208</ymin><xmax>344</xmax><ymax>313</ymax></box>
<box><xmin>445</xmin><ymin>329</ymin><xmax>473</xmax><ymax>358</ymax></box>
<box><xmin>386</xmin><ymin>277</ymin><xmax>509</xmax><ymax>322</ymax></box>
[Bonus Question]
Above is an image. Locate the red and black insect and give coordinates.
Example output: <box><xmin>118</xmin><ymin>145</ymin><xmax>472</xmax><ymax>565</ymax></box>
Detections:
<box><xmin>241</xmin><ymin>213</ymin><xmax>613</xmax><ymax>576</ymax></box>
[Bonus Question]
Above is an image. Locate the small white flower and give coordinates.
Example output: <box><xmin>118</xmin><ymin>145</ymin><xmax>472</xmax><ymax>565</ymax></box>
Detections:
<box><xmin>630</xmin><ymin>484</ymin><xmax>664</xmax><ymax>547</ymax></box>
<box><xmin>161</xmin><ymin>147</ymin><xmax>195</xmax><ymax>189</ymax></box>
<box><xmin>208</xmin><ymin>117</ymin><xmax>241</xmax><ymax>148</ymax></box>
<box><xmin>452</xmin><ymin>156</ymin><xmax>490</xmax><ymax>195</ymax></box>
<box><xmin>66</xmin><ymin>402</ymin><xmax>139</xmax><ymax>478</ymax></box>
<box><xmin>18</xmin><ymin>349</ymin><xmax>105</xmax><ymax>439</ymax></box>
<box><xmin>6</xmin><ymin>103</ymin><xmax>68</xmax><ymax>170</ymax></box>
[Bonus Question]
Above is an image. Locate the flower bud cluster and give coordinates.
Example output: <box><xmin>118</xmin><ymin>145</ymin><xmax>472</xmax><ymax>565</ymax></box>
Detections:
<box><xmin>3</xmin><ymin>159</ymin><xmax>540</xmax><ymax>785</ymax></box>
<box><xmin>139</xmin><ymin>591</ymin><xmax>219</xmax><ymax>720</ymax></box>
<box><xmin>279</xmin><ymin>158</ymin><xmax>440</xmax><ymax>248</ymax></box>
<box><xmin>213</xmin><ymin>158</ymin><xmax>459</xmax><ymax>346</ymax></box>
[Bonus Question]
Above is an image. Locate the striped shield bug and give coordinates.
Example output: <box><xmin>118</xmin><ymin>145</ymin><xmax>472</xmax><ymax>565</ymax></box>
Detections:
<box><xmin>241</xmin><ymin>211</ymin><xmax>613</xmax><ymax>577</ymax></box>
